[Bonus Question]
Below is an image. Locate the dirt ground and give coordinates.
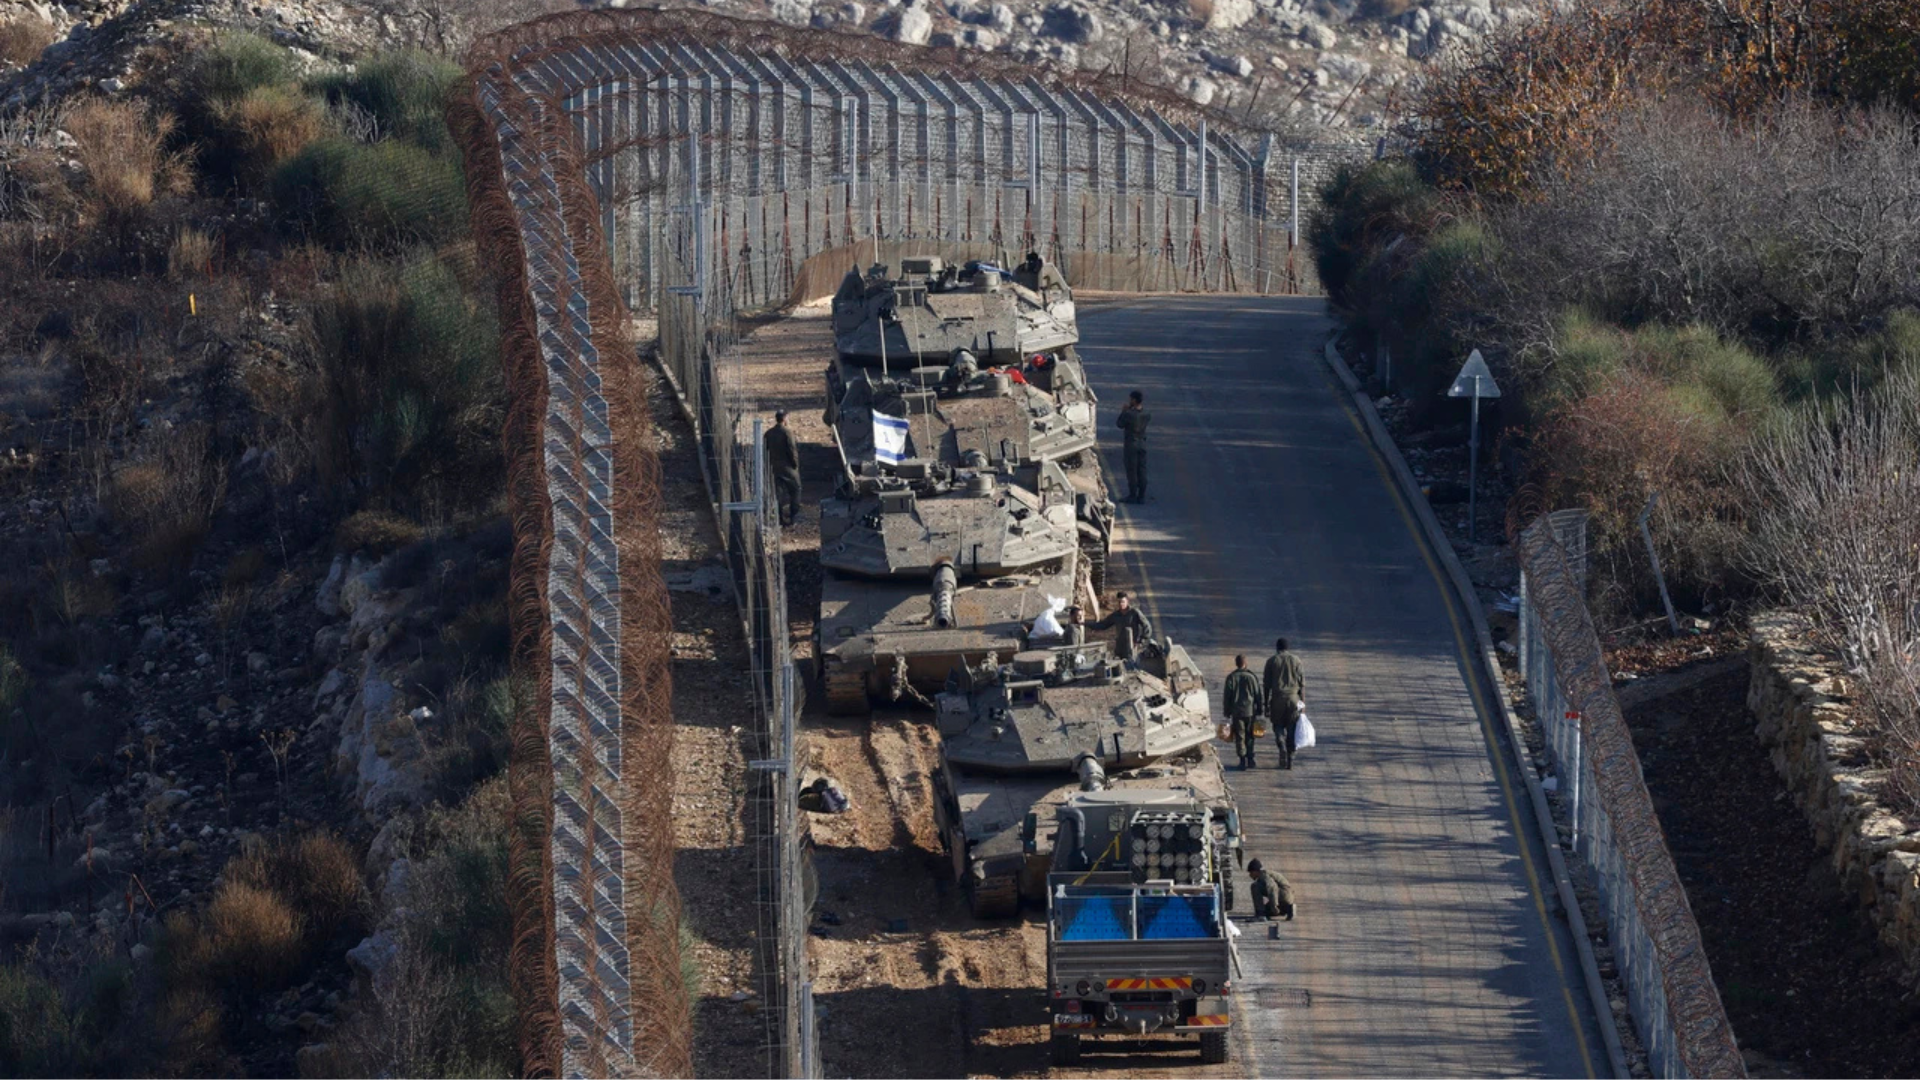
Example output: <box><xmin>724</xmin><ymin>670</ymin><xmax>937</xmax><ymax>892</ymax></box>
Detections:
<box><xmin>1621</xmin><ymin>659</ymin><xmax>1920</xmax><ymax>1079</ymax></box>
<box><xmin>648</xmin><ymin>356</ymin><xmax>772</xmax><ymax>1078</ymax></box>
<box><xmin>725</xmin><ymin>306</ymin><xmax>1233</xmax><ymax>1079</ymax></box>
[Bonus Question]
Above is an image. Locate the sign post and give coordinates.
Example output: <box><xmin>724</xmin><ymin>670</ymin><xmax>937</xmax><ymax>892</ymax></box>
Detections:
<box><xmin>1446</xmin><ymin>350</ymin><xmax>1501</xmax><ymax>543</ymax></box>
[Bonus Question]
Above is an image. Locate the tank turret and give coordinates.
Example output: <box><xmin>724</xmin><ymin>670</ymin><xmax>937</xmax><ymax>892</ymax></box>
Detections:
<box><xmin>831</xmin><ymin>253</ymin><xmax>1077</xmax><ymax>367</ymax></box>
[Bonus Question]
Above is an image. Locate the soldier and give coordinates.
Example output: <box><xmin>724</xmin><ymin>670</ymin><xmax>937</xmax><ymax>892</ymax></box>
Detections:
<box><xmin>764</xmin><ymin>410</ymin><xmax>802</xmax><ymax>527</ymax></box>
<box><xmin>1116</xmin><ymin>390</ymin><xmax>1150</xmax><ymax>503</ymax></box>
<box><xmin>1263</xmin><ymin>637</ymin><xmax>1306</xmax><ymax>769</ymax></box>
<box><xmin>1089</xmin><ymin>591</ymin><xmax>1153</xmax><ymax>662</ymax></box>
<box><xmin>1065</xmin><ymin>605</ymin><xmax>1087</xmax><ymax>647</ymax></box>
<box><xmin>1223</xmin><ymin>655</ymin><xmax>1262</xmax><ymax>769</ymax></box>
<box><xmin>1246</xmin><ymin>859</ymin><xmax>1295</xmax><ymax>921</ymax></box>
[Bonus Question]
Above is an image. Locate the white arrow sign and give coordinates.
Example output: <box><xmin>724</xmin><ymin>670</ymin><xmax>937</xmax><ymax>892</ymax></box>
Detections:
<box><xmin>1447</xmin><ymin>349</ymin><xmax>1501</xmax><ymax>399</ymax></box>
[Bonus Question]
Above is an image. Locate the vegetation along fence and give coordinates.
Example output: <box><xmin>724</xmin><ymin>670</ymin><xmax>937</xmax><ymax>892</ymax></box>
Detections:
<box><xmin>1515</xmin><ymin>511</ymin><xmax>1745</xmax><ymax>1078</ymax></box>
<box><xmin>458</xmin><ymin>6</ymin><xmax>1373</xmax><ymax>1075</ymax></box>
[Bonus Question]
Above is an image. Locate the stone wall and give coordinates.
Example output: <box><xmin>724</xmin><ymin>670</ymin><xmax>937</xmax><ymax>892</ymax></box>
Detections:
<box><xmin>1748</xmin><ymin>612</ymin><xmax>1920</xmax><ymax>978</ymax></box>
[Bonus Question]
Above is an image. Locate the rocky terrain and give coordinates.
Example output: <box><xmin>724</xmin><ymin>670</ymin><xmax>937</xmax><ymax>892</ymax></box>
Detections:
<box><xmin>0</xmin><ymin>0</ymin><xmax>1536</xmax><ymax>134</ymax></box>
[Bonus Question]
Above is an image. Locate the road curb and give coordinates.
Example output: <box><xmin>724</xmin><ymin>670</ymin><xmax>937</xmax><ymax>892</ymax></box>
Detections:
<box><xmin>1319</xmin><ymin>334</ymin><xmax>1631</xmax><ymax>1080</ymax></box>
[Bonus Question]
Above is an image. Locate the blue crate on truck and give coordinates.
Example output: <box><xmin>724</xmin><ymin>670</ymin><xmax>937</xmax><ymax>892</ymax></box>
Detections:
<box><xmin>1056</xmin><ymin>896</ymin><xmax>1135</xmax><ymax>941</ymax></box>
<box><xmin>1137</xmin><ymin>894</ymin><xmax>1215</xmax><ymax>939</ymax></box>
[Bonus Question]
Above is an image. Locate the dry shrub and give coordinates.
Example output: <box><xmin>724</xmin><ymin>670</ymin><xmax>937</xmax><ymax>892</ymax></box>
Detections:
<box><xmin>216</xmin><ymin>86</ymin><xmax>325</xmax><ymax>181</ymax></box>
<box><xmin>0</xmin><ymin>17</ymin><xmax>56</xmax><ymax>67</ymax></box>
<box><xmin>62</xmin><ymin>97</ymin><xmax>193</xmax><ymax>220</ymax></box>
<box><xmin>167</xmin><ymin>883</ymin><xmax>306</xmax><ymax>991</ymax></box>
<box><xmin>335</xmin><ymin>508</ymin><xmax>427</xmax><ymax>554</ymax></box>
<box><xmin>222</xmin><ymin>546</ymin><xmax>268</xmax><ymax>588</ymax></box>
<box><xmin>108</xmin><ymin>423</ymin><xmax>227</xmax><ymax>574</ymax></box>
<box><xmin>1739</xmin><ymin>370</ymin><xmax>1920</xmax><ymax>809</ymax></box>
<box><xmin>154</xmin><ymin>982</ymin><xmax>226</xmax><ymax>1074</ymax></box>
<box><xmin>1534</xmin><ymin>374</ymin><xmax>1746</xmax><ymax>616</ymax></box>
<box><xmin>227</xmin><ymin>831</ymin><xmax>368</xmax><ymax>946</ymax></box>
<box><xmin>167</xmin><ymin>226</ymin><xmax>216</xmax><ymax>280</ymax></box>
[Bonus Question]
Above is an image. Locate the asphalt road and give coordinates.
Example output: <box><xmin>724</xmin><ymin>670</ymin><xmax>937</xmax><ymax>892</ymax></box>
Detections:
<box><xmin>1080</xmin><ymin>296</ymin><xmax>1606</xmax><ymax>1078</ymax></box>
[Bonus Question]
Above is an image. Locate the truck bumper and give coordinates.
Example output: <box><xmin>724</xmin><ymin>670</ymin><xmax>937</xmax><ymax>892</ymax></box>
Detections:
<box><xmin>1174</xmin><ymin>1014</ymin><xmax>1232</xmax><ymax>1032</ymax></box>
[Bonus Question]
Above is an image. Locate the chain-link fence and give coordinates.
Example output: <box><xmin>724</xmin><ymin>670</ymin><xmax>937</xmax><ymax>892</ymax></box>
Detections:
<box><xmin>1514</xmin><ymin>512</ymin><xmax>1745</xmax><ymax>1079</ymax></box>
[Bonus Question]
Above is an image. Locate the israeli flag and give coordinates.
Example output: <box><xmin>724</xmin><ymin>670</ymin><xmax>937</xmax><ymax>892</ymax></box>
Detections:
<box><xmin>873</xmin><ymin>410</ymin><xmax>910</xmax><ymax>465</ymax></box>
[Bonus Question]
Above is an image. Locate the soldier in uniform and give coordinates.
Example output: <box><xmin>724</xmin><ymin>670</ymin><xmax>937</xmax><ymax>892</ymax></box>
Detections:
<box><xmin>1223</xmin><ymin>654</ymin><xmax>1263</xmax><ymax>769</ymax></box>
<box><xmin>1116</xmin><ymin>390</ymin><xmax>1150</xmax><ymax>503</ymax></box>
<box><xmin>1263</xmin><ymin>637</ymin><xmax>1306</xmax><ymax>769</ymax></box>
<box><xmin>1089</xmin><ymin>591</ymin><xmax>1152</xmax><ymax>662</ymax></box>
<box><xmin>1065</xmin><ymin>605</ymin><xmax>1087</xmax><ymax>646</ymax></box>
<box><xmin>1246</xmin><ymin>859</ymin><xmax>1295</xmax><ymax>920</ymax></box>
<box><xmin>764</xmin><ymin>410</ymin><xmax>802</xmax><ymax>527</ymax></box>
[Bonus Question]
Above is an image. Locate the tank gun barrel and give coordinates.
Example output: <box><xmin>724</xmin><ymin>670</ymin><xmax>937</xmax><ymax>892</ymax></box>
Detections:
<box><xmin>932</xmin><ymin>563</ymin><xmax>958</xmax><ymax>628</ymax></box>
<box><xmin>1074</xmin><ymin>753</ymin><xmax>1107</xmax><ymax>792</ymax></box>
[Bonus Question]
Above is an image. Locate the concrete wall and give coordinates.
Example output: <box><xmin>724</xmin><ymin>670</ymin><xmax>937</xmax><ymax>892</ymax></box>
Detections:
<box><xmin>1748</xmin><ymin>612</ymin><xmax>1920</xmax><ymax>978</ymax></box>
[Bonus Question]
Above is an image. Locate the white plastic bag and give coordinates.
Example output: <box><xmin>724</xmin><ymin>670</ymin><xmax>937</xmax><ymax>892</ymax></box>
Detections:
<box><xmin>1031</xmin><ymin>606</ymin><xmax>1064</xmax><ymax>639</ymax></box>
<box><xmin>1294</xmin><ymin>714</ymin><xmax>1317</xmax><ymax>751</ymax></box>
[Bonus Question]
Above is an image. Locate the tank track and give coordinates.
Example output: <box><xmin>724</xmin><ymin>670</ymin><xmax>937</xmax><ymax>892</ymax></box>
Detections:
<box><xmin>823</xmin><ymin>660</ymin><xmax>871</xmax><ymax>717</ymax></box>
<box><xmin>1080</xmin><ymin>534</ymin><xmax>1108</xmax><ymax>595</ymax></box>
<box><xmin>966</xmin><ymin>872</ymin><xmax>1021</xmax><ymax>919</ymax></box>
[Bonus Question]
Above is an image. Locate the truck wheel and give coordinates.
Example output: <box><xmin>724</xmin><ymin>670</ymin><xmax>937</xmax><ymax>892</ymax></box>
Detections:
<box><xmin>1199</xmin><ymin>1030</ymin><xmax>1229</xmax><ymax>1065</ymax></box>
<box><xmin>1050</xmin><ymin>1032</ymin><xmax>1081</xmax><ymax>1067</ymax></box>
<box><xmin>966</xmin><ymin>874</ymin><xmax>1020</xmax><ymax>919</ymax></box>
<box><xmin>824</xmin><ymin>661</ymin><xmax>871</xmax><ymax>717</ymax></box>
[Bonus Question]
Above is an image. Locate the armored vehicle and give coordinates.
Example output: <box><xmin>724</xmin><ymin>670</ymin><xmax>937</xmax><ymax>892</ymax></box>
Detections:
<box><xmin>816</xmin><ymin>456</ymin><xmax>1085</xmax><ymax>715</ymax></box>
<box><xmin>831</xmin><ymin>253</ymin><xmax>1077</xmax><ymax>368</ymax></box>
<box><xmin>826</xmin><ymin>346</ymin><xmax>1114</xmax><ymax>589</ymax></box>
<box><xmin>928</xmin><ymin>638</ymin><xmax>1240</xmax><ymax>917</ymax></box>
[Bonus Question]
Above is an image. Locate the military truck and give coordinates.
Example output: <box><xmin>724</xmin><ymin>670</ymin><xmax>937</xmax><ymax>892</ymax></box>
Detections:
<box><xmin>816</xmin><ymin>454</ymin><xmax>1085</xmax><ymax>715</ymax></box>
<box><xmin>831</xmin><ymin>253</ymin><xmax>1077</xmax><ymax>367</ymax></box>
<box><xmin>928</xmin><ymin>638</ymin><xmax>1239</xmax><ymax>916</ymax></box>
<box><xmin>1043</xmin><ymin>829</ymin><xmax>1236</xmax><ymax>1065</ymax></box>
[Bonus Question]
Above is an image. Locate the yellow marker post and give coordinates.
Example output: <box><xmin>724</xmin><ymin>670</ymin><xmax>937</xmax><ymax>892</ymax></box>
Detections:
<box><xmin>188</xmin><ymin>293</ymin><xmax>197</xmax><ymax>317</ymax></box>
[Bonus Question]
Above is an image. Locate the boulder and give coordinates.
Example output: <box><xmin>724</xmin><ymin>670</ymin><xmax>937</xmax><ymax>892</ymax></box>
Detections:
<box><xmin>891</xmin><ymin>5</ymin><xmax>933</xmax><ymax>44</ymax></box>
<box><xmin>1041</xmin><ymin>1</ymin><xmax>1102</xmax><ymax>43</ymax></box>
<box><xmin>1184</xmin><ymin>75</ymin><xmax>1218</xmax><ymax>106</ymax></box>
<box><xmin>1302</xmin><ymin>22</ymin><xmax>1338</xmax><ymax>48</ymax></box>
<box><xmin>1205</xmin><ymin>0</ymin><xmax>1255</xmax><ymax>31</ymax></box>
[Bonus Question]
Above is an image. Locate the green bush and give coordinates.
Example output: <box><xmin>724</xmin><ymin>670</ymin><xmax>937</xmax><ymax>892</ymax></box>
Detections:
<box><xmin>1634</xmin><ymin>324</ymin><xmax>1777</xmax><ymax>422</ymax></box>
<box><xmin>273</xmin><ymin>136</ymin><xmax>467</xmax><ymax>248</ymax></box>
<box><xmin>190</xmin><ymin>31</ymin><xmax>300</xmax><ymax>105</ymax></box>
<box><xmin>315</xmin><ymin>253</ymin><xmax>501</xmax><ymax>509</ymax></box>
<box><xmin>1308</xmin><ymin>159</ymin><xmax>1439</xmax><ymax>308</ymax></box>
<box><xmin>1534</xmin><ymin>308</ymin><xmax>1630</xmax><ymax>412</ymax></box>
<box><xmin>0</xmin><ymin>957</ymin><xmax>142</xmax><ymax>1075</ymax></box>
<box><xmin>311</xmin><ymin>51</ymin><xmax>462</xmax><ymax>154</ymax></box>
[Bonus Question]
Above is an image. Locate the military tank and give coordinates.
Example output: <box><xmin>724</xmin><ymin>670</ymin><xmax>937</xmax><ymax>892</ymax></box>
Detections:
<box><xmin>831</xmin><ymin>253</ymin><xmax>1078</xmax><ymax>367</ymax></box>
<box><xmin>826</xmin><ymin>346</ymin><xmax>1114</xmax><ymax>590</ymax></box>
<box><xmin>928</xmin><ymin>638</ymin><xmax>1242</xmax><ymax>918</ymax></box>
<box><xmin>816</xmin><ymin>454</ymin><xmax>1085</xmax><ymax>716</ymax></box>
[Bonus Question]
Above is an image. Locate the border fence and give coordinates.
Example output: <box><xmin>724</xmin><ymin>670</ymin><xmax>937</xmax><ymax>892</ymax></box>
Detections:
<box><xmin>1514</xmin><ymin>512</ymin><xmax>1745</xmax><ymax>1078</ymax></box>
<box><xmin>459</xmin><ymin>8</ymin><xmax>1372</xmax><ymax>1077</ymax></box>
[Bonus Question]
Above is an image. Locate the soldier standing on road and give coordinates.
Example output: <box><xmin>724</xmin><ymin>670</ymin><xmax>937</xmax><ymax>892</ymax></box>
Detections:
<box><xmin>764</xmin><ymin>410</ymin><xmax>802</xmax><ymax>527</ymax></box>
<box><xmin>1089</xmin><ymin>591</ymin><xmax>1153</xmax><ymax>662</ymax></box>
<box><xmin>1246</xmin><ymin>859</ymin><xmax>1295</xmax><ymax>921</ymax></box>
<box><xmin>1263</xmin><ymin>637</ymin><xmax>1306</xmax><ymax>770</ymax></box>
<box><xmin>1223</xmin><ymin>655</ymin><xmax>1262</xmax><ymax>770</ymax></box>
<box><xmin>1117</xmin><ymin>390</ymin><xmax>1150</xmax><ymax>503</ymax></box>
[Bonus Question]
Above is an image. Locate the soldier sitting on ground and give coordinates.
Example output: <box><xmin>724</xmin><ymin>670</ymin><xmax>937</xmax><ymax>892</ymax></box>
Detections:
<box><xmin>798</xmin><ymin>776</ymin><xmax>849</xmax><ymax>814</ymax></box>
<box><xmin>1246</xmin><ymin>859</ymin><xmax>1295</xmax><ymax>921</ymax></box>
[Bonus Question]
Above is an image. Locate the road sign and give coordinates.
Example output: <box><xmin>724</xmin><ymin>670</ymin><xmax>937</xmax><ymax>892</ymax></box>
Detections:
<box><xmin>1443</xmin><ymin>349</ymin><xmax>1499</xmax><ymax>541</ymax></box>
<box><xmin>1447</xmin><ymin>350</ymin><xmax>1501</xmax><ymax>398</ymax></box>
